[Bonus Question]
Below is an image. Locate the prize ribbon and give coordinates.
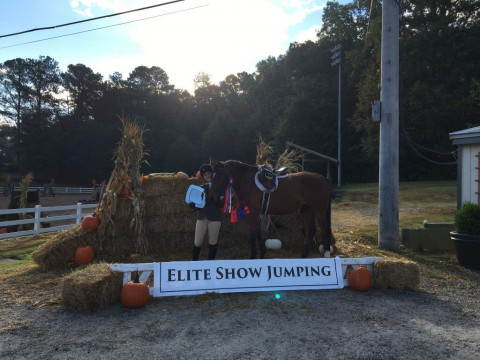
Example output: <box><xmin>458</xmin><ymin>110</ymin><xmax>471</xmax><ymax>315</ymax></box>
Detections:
<box><xmin>223</xmin><ymin>177</ymin><xmax>233</xmax><ymax>214</ymax></box>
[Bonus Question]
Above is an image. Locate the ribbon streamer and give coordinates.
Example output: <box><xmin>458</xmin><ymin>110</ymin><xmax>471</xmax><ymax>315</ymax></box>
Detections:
<box><xmin>230</xmin><ymin>204</ymin><xmax>239</xmax><ymax>223</ymax></box>
<box><xmin>223</xmin><ymin>177</ymin><xmax>233</xmax><ymax>214</ymax></box>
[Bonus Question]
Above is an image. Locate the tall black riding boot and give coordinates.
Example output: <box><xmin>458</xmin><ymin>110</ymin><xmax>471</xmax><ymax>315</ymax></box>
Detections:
<box><xmin>208</xmin><ymin>244</ymin><xmax>218</xmax><ymax>260</ymax></box>
<box><xmin>192</xmin><ymin>245</ymin><xmax>201</xmax><ymax>261</ymax></box>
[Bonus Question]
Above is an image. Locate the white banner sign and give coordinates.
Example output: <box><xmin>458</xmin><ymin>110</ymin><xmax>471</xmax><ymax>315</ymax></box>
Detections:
<box><xmin>153</xmin><ymin>257</ymin><xmax>343</xmax><ymax>297</ymax></box>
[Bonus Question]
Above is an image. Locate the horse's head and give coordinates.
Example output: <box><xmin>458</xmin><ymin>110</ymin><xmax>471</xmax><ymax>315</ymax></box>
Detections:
<box><xmin>210</xmin><ymin>159</ymin><xmax>229</xmax><ymax>200</ymax></box>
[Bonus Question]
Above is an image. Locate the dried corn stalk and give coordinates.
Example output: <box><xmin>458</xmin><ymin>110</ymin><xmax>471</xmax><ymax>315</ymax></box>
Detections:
<box><xmin>275</xmin><ymin>147</ymin><xmax>304</xmax><ymax>173</ymax></box>
<box><xmin>255</xmin><ymin>134</ymin><xmax>274</xmax><ymax>167</ymax></box>
<box><xmin>255</xmin><ymin>135</ymin><xmax>303</xmax><ymax>172</ymax></box>
<box><xmin>19</xmin><ymin>173</ymin><xmax>33</xmax><ymax>210</ymax></box>
<box><xmin>95</xmin><ymin>116</ymin><xmax>149</xmax><ymax>255</ymax></box>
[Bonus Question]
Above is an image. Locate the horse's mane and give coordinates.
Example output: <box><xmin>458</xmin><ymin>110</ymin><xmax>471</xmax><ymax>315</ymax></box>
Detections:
<box><xmin>224</xmin><ymin>160</ymin><xmax>257</xmax><ymax>172</ymax></box>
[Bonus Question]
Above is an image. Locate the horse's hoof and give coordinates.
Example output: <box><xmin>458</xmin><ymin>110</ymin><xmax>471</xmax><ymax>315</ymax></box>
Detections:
<box><xmin>319</xmin><ymin>245</ymin><xmax>334</xmax><ymax>256</ymax></box>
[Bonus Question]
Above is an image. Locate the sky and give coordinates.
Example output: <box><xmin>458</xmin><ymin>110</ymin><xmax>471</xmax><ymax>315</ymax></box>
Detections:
<box><xmin>0</xmin><ymin>0</ymin><xmax>344</xmax><ymax>94</ymax></box>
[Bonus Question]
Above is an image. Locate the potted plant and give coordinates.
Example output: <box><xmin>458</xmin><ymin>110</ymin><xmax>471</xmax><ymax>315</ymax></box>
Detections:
<box><xmin>451</xmin><ymin>202</ymin><xmax>480</xmax><ymax>270</ymax></box>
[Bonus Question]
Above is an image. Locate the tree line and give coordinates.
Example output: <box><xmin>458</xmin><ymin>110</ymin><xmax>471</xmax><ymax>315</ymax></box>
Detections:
<box><xmin>1</xmin><ymin>0</ymin><xmax>479</xmax><ymax>186</ymax></box>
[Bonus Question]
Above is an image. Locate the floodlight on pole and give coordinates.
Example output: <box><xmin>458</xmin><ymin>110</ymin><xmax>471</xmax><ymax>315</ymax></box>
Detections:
<box><xmin>330</xmin><ymin>45</ymin><xmax>342</xmax><ymax>187</ymax></box>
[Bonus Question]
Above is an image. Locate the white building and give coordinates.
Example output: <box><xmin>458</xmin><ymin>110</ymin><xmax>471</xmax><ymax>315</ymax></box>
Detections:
<box><xmin>449</xmin><ymin>126</ymin><xmax>480</xmax><ymax>207</ymax></box>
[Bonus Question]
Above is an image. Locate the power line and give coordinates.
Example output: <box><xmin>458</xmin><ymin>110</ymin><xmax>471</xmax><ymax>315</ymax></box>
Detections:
<box><xmin>0</xmin><ymin>0</ymin><xmax>186</xmax><ymax>39</ymax></box>
<box><xmin>0</xmin><ymin>5</ymin><xmax>208</xmax><ymax>50</ymax></box>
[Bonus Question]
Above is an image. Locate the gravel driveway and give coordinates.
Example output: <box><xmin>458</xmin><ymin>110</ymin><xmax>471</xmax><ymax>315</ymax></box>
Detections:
<box><xmin>1</xmin><ymin>267</ymin><xmax>479</xmax><ymax>360</ymax></box>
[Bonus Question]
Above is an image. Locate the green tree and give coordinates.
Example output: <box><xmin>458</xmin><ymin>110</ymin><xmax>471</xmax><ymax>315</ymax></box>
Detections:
<box><xmin>62</xmin><ymin>63</ymin><xmax>104</xmax><ymax>121</ymax></box>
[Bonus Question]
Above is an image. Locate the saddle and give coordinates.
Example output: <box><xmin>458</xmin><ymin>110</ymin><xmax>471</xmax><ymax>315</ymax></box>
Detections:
<box><xmin>255</xmin><ymin>165</ymin><xmax>288</xmax><ymax>193</ymax></box>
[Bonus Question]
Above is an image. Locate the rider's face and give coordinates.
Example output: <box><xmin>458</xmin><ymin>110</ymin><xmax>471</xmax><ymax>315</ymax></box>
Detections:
<box><xmin>203</xmin><ymin>171</ymin><xmax>212</xmax><ymax>181</ymax></box>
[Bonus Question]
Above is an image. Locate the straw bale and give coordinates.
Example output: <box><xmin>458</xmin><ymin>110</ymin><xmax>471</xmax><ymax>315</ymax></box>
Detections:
<box><xmin>145</xmin><ymin>195</ymin><xmax>191</xmax><ymax>216</ymax></box>
<box><xmin>142</xmin><ymin>176</ymin><xmax>200</xmax><ymax>198</ymax></box>
<box><xmin>146</xmin><ymin>215</ymin><xmax>197</xmax><ymax>233</ymax></box>
<box><xmin>61</xmin><ymin>263</ymin><xmax>123</xmax><ymax>313</ymax></box>
<box><xmin>100</xmin><ymin>235</ymin><xmax>137</xmax><ymax>259</ymax></box>
<box><xmin>32</xmin><ymin>226</ymin><xmax>98</xmax><ymax>271</ymax></box>
<box><xmin>374</xmin><ymin>258</ymin><xmax>420</xmax><ymax>290</ymax></box>
<box><xmin>114</xmin><ymin>198</ymin><xmax>134</xmax><ymax>219</ymax></box>
<box><xmin>147</xmin><ymin>232</ymin><xmax>193</xmax><ymax>251</ymax></box>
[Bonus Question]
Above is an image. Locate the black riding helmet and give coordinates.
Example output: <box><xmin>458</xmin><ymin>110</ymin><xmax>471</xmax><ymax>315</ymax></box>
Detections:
<box><xmin>199</xmin><ymin>164</ymin><xmax>213</xmax><ymax>176</ymax></box>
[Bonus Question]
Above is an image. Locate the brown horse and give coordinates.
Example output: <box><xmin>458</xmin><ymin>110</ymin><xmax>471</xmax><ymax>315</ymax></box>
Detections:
<box><xmin>210</xmin><ymin>159</ymin><xmax>332</xmax><ymax>259</ymax></box>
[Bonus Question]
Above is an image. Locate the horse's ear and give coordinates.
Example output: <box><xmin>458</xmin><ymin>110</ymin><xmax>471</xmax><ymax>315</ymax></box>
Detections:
<box><xmin>211</xmin><ymin>159</ymin><xmax>224</xmax><ymax>170</ymax></box>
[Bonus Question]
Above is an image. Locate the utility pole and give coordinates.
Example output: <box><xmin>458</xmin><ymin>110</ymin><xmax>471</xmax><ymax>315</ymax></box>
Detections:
<box><xmin>331</xmin><ymin>45</ymin><xmax>342</xmax><ymax>187</ymax></box>
<box><xmin>378</xmin><ymin>0</ymin><xmax>399</xmax><ymax>250</ymax></box>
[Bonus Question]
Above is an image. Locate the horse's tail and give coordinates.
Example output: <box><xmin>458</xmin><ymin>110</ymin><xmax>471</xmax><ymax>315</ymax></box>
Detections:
<box><xmin>327</xmin><ymin>190</ymin><xmax>332</xmax><ymax>239</ymax></box>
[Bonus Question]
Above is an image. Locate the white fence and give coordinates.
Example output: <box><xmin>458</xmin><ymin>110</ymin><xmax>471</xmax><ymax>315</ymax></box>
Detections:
<box><xmin>110</xmin><ymin>257</ymin><xmax>383</xmax><ymax>295</ymax></box>
<box><xmin>1</xmin><ymin>186</ymin><xmax>93</xmax><ymax>194</ymax></box>
<box><xmin>0</xmin><ymin>203</ymin><xmax>98</xmax><ymax>240</ymax></box>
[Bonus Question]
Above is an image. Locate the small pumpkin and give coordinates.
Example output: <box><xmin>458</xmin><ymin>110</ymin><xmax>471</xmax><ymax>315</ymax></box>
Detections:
<box><xmin>348</xmin><ymin>267</ymin><xmax>372</xmax><ymax>291</ymax></box>
<box><xmin>74</xmin><ymin>245</ymin><xmax>95</xmax><ymax>265</ymax></box>
<box><xmin>121</xmin><ymin>272</ymin><xmax>150</xmax><ymax>309</ymax></box>
<box><xmin>0</xmin><ymin>227</ymin><xmax>8</xmax><ymax>234</ymax></box>
<box><xmin>119</xmin><ymin>179</ymin><xmax>133</xmax><ymax>198</ymax></box>
<box><xmin>176</xmin><ymin>171</ymin><xmax>189</xmax><ymax>180</ymax></box>
<box><xmin>81</xmin><ymin>215</ymin><xmax>100</xmax><ymax>231</ymax></box>
<box><xmin>139</xmin><ymin>175</ymin><xmax>148</xmax><ymax>185</ymax></box>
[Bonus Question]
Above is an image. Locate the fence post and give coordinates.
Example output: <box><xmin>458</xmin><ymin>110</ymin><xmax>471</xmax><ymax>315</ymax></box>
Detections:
<box><xmin>76</xmin><ymin>203</ymin><xmax>82</xmax><ymax>224</ymax></box>
<box><xmin>34</xmin><ymin>205</ymin><xmax>41</xmax><ymax>235</ymax></box>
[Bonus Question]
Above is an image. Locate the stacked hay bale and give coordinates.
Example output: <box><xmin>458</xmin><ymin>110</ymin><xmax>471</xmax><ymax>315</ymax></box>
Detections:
<box><xmin>33</xmin><ymin>172</ymin><xmax>331</xmax><ymax>271</ymax></box>
<box><xmin>61</xmin><ymin>263</ymin><xmax>123</xmax><ymax>312</ymax></box>
<box><xmin>33</xmin><ymin>173</ymin><xmax>318</xmax><ymax>270</ymax></box>
<box><xmin>32</xmin><ymin>227</ymin><xmax>97</xmax><ymax>271</ymax></box>
<box><xmin>143</xmin><ymin>174</ymin><xmax>200</xmax><ymax>252</ymax></box>
<box><xmin>140</xmin><ymin>174</ymin><xmax>307</xmax><ymax>252</ymax></box>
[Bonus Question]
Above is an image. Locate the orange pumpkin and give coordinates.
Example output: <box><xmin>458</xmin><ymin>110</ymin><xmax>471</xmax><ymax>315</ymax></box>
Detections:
<box><xmin>0</xmin><ymin>227</ymin><xmax>8</xmax><ymax>234</ymax></box>
<box><xmin>176</xmin><ymin>171</ymin><xmax>189</xmax><ymax>180</ymax></box>
<box><xmin>119</xmin><ymin>179</ymin><xmax>133</xmax><ymax>198</ymax></box>
<box><xmin>139</xmin><ymin>175</ymin><xmax>148</xmax><ymax>185</ymax></box>
<box><xmin>121</xmin><ymin>272</ymin><xmax>150</xmax><ymax>308</ymax></box>
<box><xmin>81</xmin><ymin>215</ymin><xmax>100</xmax><ymax>231</ymax></box>
<box><xmin>348</xmin><ymin>267</ymin><xmax>372</xmax><ymax>291</ymax></box>
<box><xmin>74</xmin><ymin>245</ymin><xmax>95</xmax><ymax>265</ymax></box>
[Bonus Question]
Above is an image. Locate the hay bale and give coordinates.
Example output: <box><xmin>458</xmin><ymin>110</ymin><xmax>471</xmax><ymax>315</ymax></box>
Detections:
<box><xmin>374</xmin><ymin>258</ymin><xmax>420</xmax><ymax>290</ymax></box>
<box><xmin>61</xmin><ymin>263</ymin><xmax>123</xmax><ymax>313</ymax></box>
<box><xmin>142</xmin><ymin>175</ymin><xmax>200</xmax><ymax>198</ymax></box>
<box><xmin>32</xmin><ymin>226</ymin><xmax>97</xmax><ymax>271</ymax></box>
<box><xmin>145</xmin><ymin>196</ymin><xmax>191</xmax><ymax>215</ymax></box>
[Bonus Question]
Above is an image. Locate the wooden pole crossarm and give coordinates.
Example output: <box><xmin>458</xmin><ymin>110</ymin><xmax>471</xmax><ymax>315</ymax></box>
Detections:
<box><xmin>286</xmin><ymin>142</ymin><xmax>339</xmax><ymax>165</ymax></box>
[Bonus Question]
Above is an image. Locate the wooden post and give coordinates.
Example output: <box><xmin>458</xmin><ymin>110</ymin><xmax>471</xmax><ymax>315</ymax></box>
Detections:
<box><xmin>475</xmin><ymin>152</ymin><xmax>479</xmax><ymax>203</ymax></box>
<box><xmin>34</xmin><ymin>205</ymin><xmax>41</xmax><ymax>235</ymax></box>
<box><xmin>76</xmin><ymin>203</ymin><xmax>82</xmax><ymax>224</ymax></box>
<box><xmin>378</xmin><ymin>0</ymin><xmax>400</xmax><ymax>251</ymax></box>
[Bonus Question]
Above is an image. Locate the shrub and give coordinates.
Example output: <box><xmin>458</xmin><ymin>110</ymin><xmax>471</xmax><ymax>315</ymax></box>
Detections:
<box><xmin>455</xmin><ymin>202</ymin><xmax>480</xmax><ymax>235</ymax></box>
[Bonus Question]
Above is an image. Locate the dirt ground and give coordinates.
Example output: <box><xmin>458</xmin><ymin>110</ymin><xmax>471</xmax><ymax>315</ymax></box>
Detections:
<box><xmin>1</xmin><ymin>195</ymin><xmax>480</xmax><ymax>359</ymax></box>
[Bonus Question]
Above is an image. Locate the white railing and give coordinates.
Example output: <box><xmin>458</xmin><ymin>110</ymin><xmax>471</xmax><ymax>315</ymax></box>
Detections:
<box><xmin>1</xmin><ymin>186</ymin><xmax>93</xmax><ymax>194</ymax></box>
<box><xmin>110</xmin><ymin>257</ymin><xmax>383</xmax><ymax>295</ymax></box>
<box><xmin>0</xmin><ymin>203</ymin><xmax>98</xmax><ymax>240</ymax></box>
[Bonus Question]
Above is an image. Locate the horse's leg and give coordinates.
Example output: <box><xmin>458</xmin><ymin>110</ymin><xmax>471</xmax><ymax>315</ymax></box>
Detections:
<box><xmin>300</xmin><ymin>206</ymin><xmax>316</xmax><ymax>258</ymax></box>
<box><xmin>249</xmin><ymin>230</ymin><xmax>257</xmax><ymax>259</ymax></box>
<box><xmin>248</xmin><ymin>216</ymin><xmax>261</xmax><ymax>259</ymax></box>
<box><xmin>316</xmin><ymin>198</ymin><xmax>332</xmax><ymax>258</ymax></box>
<box><xmin>258</xmin><ymin>229</ymin><xmax>266</xmax><ymax>259</ymax></box>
